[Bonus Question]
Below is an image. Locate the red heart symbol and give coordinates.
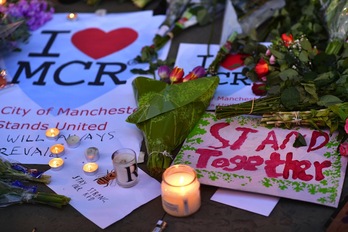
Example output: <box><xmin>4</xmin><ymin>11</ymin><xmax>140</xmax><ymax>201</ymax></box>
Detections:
<box><xmin>221</xmin><ymin>54</ymin><xmax>245</xmax><ymax>70</ymax></box>
<box><xmin>71</xmin><ymin>28</ymin><xmax>138</xmax><ymax>59</ymax></box>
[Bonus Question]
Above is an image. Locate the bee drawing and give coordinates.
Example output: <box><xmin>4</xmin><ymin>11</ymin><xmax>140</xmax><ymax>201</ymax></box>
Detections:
<box><xmin>94</xmin><ymin>170</ymin><xmax>116</xmax><ymax>187</ymax></box>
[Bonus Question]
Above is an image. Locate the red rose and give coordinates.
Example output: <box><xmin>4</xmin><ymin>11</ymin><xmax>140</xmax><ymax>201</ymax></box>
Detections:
<box><xmin>254</xmin><ymin>58</ymin><xmax>269</xmax><ymax>79</ymax></box>
<box><xmin>281</xmin><ymin>33</ymin><xmax>294</xmax><ymax>47</ymax></box>
<box><xmin>251</xmin><ymin>82</ymin><xmax>267</xmax><ymax>96</ymax></box>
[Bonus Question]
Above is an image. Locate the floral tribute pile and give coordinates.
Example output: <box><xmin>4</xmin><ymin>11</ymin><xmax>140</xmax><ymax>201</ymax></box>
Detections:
<box><xmin>0</xmin><ymin>157</ymin><xmax>70</xmax><ymax>208</ymax></box>
<box><xmin>0</xmin><ymin>0</ymin><xmax>54</xmax><ymax>52</ymax></box>
<box><xmin>215</xmin><ymin>0</ymin><xmax>348</xmax><ymax>156</ymax></box>
<box><xmin>127</xmin><ymin>66</ymin><xmax>219</xmax><ymax>178</ymax></box>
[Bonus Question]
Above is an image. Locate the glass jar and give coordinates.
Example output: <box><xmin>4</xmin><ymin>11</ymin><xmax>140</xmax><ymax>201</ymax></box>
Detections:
<box><xmin>161</xmin><ymin>164</ymin><xmax>201</xmax><ymax>217</ymax></box>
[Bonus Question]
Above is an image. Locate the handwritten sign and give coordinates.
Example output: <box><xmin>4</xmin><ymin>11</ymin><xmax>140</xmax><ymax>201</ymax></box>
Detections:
<box><xmin>174</xmin><ymin>112</ymin><xmax>348</xmax><ymax>207</ymax></box>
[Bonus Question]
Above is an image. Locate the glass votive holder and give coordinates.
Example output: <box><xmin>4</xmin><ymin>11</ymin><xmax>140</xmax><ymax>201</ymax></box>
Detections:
<box><xmin>161</xmin><ymin>164</ymin><xmax>201</xmax><ymax>217</ymax></box>
<box><xmin>66</xmin><ymin>135</ymin><xmax>80</xmax><ymax>148</ymax></box>
<box><xmin>112</xmin><ymin>148</ymin><xmax>139</xmax><ymax>188</ymax></box>
<box><xmin>85</xmin><ymin>147</ymin><xmax>99</xmax><ymax>162</ymax></box>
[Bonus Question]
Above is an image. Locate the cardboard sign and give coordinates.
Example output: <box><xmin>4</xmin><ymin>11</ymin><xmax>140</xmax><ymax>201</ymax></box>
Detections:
<box><xmin>174</xmin><ymin>112</ymin><xmax>348</xmax><ymax>207</ymax></box>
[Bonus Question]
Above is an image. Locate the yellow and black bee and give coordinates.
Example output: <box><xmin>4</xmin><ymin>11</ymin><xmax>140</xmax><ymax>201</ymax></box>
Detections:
<box><xmin>94</xmin><ymin>170</ymin><xmax>116</xmax><ymax>187</ymax></box>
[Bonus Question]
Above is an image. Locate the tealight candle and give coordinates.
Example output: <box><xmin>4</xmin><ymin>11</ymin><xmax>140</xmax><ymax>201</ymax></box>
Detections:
<box><xmin>67</xmin><ymin>12</ymin><xmax>78</xmax><ymax>21</ymax></box>
<box><xmin>45</xmin><ymin>128</ymin><xmax>60</xmax><ymax>140</ymax></box>
<box><xmin>66</xmin><ymin>135</ymin><xmax>80</xmax><ymax>148</ymax></box>
<box><xmin>161</xmin><ymin>164</ymin><xmax>201</xmax><ymax>217</ymax></box>
<box><xmin>83</xmin><ymin>162</ymin><xmax>99</xmax><ymax>176</ymax></box>
<box><xmin>50</xmin><ymin>144</ymin><xmax>65</xmax><ymax>156</ymax></box>
<box><xmin>48</xmin><ymin>158</ymin><xmax>64</xmax><ymax>171</ymax></box>
<box><xmin>85</xmin><ymin>147</ymin><xmax>99</xmax><ymax>162</ymax></box>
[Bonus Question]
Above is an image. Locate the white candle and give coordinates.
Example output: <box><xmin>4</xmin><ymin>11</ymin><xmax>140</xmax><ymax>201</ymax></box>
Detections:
<box><xmin>83</xmin><ymin>162</ymin><xmax>99</xmax><ymax>176</ymax></box>
<box><xmin>85</xmin><ymin>147</ymin><xmax>99</xmax><ymax>162</ymax></box>
<box><xmin>161</xmin><ymin>165</ymin><xmax>201</xmax><ymax>217</ymax></box>
<box><xmin>66</xmin><ymin>135</ymin><xmax>80</xmax><ymax>148</ymax></box>
<box><xmin>112</xmin><ymin>148</ymin><xmax>138</xmax><ymax>188</ymax></box>
<box><xmin>45</xmin><ymin>128</ymin><xmax>60</xmax><ymax>140</ymax></box>
<box><xmin>50</xmin><ymin>144</ymin><xmax>65</xmax><ymax>156</ymax></box>
<box><xmin>48</xmin><ymin>158</ymin><xmax>64</xmax><ymax>171</ymax></box>
<box><xmin>67</xmin><ymin>12</ymin><xmax>78</xmax><ymax>21</ymax></box>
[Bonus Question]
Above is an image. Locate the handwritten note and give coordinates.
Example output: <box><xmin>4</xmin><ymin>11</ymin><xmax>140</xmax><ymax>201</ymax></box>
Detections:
<box><xmin>174</xmin><ymin>112</ymin><xmax>348</xmax><ymax>207</ymax></box>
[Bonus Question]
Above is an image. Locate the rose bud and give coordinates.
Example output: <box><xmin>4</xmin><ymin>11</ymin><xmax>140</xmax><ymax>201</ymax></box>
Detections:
<box><xmin>281</xmin><ymin>33</ymin><xmax>294</xmax><ymax>47</ymax></box>
<box><xmin>254</xmin><ymin>58</ymin><xmax>269</xmax><ymax>79</ymax></box>
<box><xmin>251</xmin><ymin>82</ymin><xmax>267</xmax><ymax>96</ymax></box>
<box><xmin>339</xmin><ymin>142</ymin><xmax>348</xmax><ymax>156</ymax></box>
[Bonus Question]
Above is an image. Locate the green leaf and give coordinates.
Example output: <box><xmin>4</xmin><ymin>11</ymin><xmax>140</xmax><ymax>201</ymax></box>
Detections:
<box><xmin>278</xmin><ymin>68</ymin><xmax>299</xmax><ymax>81</ymax></box>
<box><xmin>300</xmin><ymin>38</ymin><xmax>312</xmax><ymax>51</ymax></box>
<box><xmin>299</xmin><ymin>50</ymin><xmax>309</xmax><ymax>63</ymax></box>
<box><xmin>317</xmin><ymin>95</ymin><xmax>343</xmax><ymax>107</ymax></box>
<box><xmin>293</xmin><ymin>133</ymin><xmax>307</xmax><ymax>147</ymax></box>
<box><xmin>313</xmin><ymin>71</ymin><xmax>336</xmax><ymax>87</ymax></box>
<box><xmin>280</xmin><ymin>87</ymin><xmax>300</xmax><ymax>109</ymax></box>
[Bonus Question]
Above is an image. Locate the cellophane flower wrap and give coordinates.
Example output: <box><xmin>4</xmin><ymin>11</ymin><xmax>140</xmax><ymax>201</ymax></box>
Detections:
<box><xmin>126</xmin><ymin>75</ymin><xmax>219</xmax><ymax>178</ymax></box>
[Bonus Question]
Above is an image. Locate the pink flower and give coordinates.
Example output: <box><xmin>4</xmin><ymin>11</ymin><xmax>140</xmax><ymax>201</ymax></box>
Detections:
<box><xmin>344</xmin><ymin>118</ymin><xmax>348</xmax><ymax>134</ymax></box>
<box><xmin>169</xmin><ymin>66</ymin><xmax>184</xmax><ymax>84</ymax></box>
<box><xmin>269</xmin><ymin>55</ymin><xmax>276</xmax><ymax>65</ymax></box>
<box><xmin>339</xmin><ymin>142</ymin><xmax>348</xmax><ymax>156</ymax></box>
<box><xmin>266</xmin><ymin>49</ymin><xmax>271</xmax><ymax>56</ymax></box>
<box><xmin>182</xmin><ymin>66</ymin><xmax>206</xmax><ymax>82</ymax></box>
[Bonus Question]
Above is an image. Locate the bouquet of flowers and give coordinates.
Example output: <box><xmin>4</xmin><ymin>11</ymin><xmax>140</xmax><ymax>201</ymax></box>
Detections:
<box><xmin>0</xmin><ymin>157</ymin><xmax>51</xmax><ymax>184</ymax></box>
<box><xmin>0</xmin><ymin>157</ymin><xmax>70</xmax><ymax>208</ymax></box>
<box><xmin>215</xmin><ymin>0</ymin><xmax>348</xmax><ymax>153</ymax></box>
<box><xmin>0</xmin><ymin>180</ymin><xmax>70</xmax><ymax>208</ymax></box>
<box><xmin>126</xmin><ymin>66</ymin><xmax>219</xmax><ymax>178</ymax></box>
<box><xmin>0</xmin><ymin>0</ymin><xmax>54</xmax><ymax>52</ymax></box>
<box><xmin>208</xmin><ymin>0</ymin><xmax>330</xmax><ymax>74</ymax></box>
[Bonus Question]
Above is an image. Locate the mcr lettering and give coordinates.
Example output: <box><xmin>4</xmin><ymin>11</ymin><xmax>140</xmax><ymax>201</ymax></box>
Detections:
<box><xmin>10</xmin><ymin>30</ymin><xmax>127</xmax><ymax>86</ymax></box>
<box><xmin>193</xmin><ymin>122</ymin><xmax>333</xmax><ymax>182</ymax></box>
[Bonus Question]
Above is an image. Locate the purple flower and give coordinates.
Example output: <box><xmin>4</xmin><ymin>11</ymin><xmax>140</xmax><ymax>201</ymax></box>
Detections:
<box><xmin>4</xmin><ymin>0</ymin><xmax>54</xmax><ymax>31</ymax></box>
<box><xmin>157</xmin><ymin>65</ymin><xmax>171</xmax><ymax>80</ymax></box>
<box><xmin>182</xmin><ymin>66</ymin><xmax>206</xmax><ymax>82</ymax></box>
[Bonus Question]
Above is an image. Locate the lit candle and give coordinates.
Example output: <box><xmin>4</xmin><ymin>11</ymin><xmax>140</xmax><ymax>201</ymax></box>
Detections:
<box><xmin>67</xmin><ymin>12</ymin><xmax>78</xmax><ymax>21</ymax></box>
<box><xmin>85</xmin><ymin>147</ymin><xmax>99</xmax><ymax>162</ymax></box>
<box><xmin>66</xmin><ymin>135</ymin><xmax>80</xmax><ymax>148</ymax></box>
<box><xmin>45</xmin><ymin>128</ymin><xmax>60</xmax><ymax>140</ymax></box>
<box><xmin>0</xmin><ymin>0</ymin><xmax>7</xmax><ymax>5</ymax></box>
<box><xmin>50</xmin><ymin>144</ymin><xmax>65</xmax><ymax>156</ymax></box>
<box><xmin>161</xmin><ymin>164</ymin><xmax>201</xmax><ymax>217</ymax></box>
<box><xmin>83</xmin><ymin>162</ymin><xmax>99</xmax><ymax>176</ymax></box>
<box><xmin>48</xmin><ymin>158</ymin><xmax>64</xmax><ymax>171</ymax></box>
